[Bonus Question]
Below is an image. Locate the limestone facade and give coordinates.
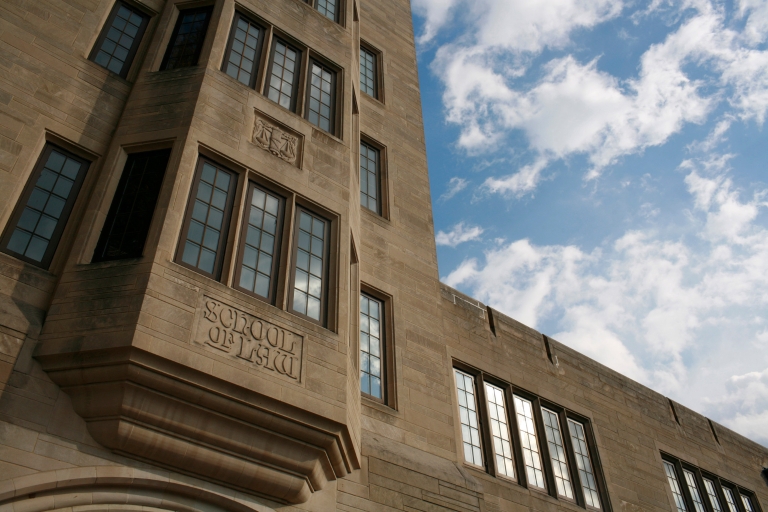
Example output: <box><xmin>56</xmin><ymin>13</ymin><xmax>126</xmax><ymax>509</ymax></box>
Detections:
<box><xmin>0</xmin><ymin>0</ymin><xmax>765</xmax><ymax>511</ymax></box>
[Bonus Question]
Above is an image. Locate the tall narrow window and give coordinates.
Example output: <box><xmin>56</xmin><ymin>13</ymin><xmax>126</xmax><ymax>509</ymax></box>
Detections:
<box><xmin>2</xmin><ymin>144</ymin><xmax>89</xmax><ymax>268</ymax></box>
<box><xmin>454</xmin><ymin>369</ymin><xmax>483</xmax><ymax>467</ymax></box>
<box><xmin>360</xmin><ymin>142</ymin><xmax>380</xmax><ymax>214</ymax></box>
<box><xmin>569</xmin><ymin>420</ymin><xmax>601</xmax><ymax>509</ymax></box>
<box><xmin>513</xmin><ymin>396</ymin><xmax>545</xmax><ymax>489</ymax></box>
<box><xmin>542</xmin><ymin>408</ymin><xmax>573</xmax><ymax>499</ymax></box>
<box><xmin>90</xmin><ymin>1</ymin><xmax>149</xmax><ymax>78</ymax></box>
<box><xmin>306</xmin><ymin>61</ymin><xmax>336</xmax><ymax>134</ymax></box>
<box><xmin>290</xmin><ymin>209</ymin><xmax>327</xmax><ymax>323</ymax></box>
<box><xmin>664</xmin><ymin>461</ymin><xmax>688</xmax><ymax>512</ymax></box>
<box><xmin>484</xmin><ymin>383</ymin><xmax>515</xmax><ymax>479</ymax></box>
<box><xmin>703</xmin><ymin>479</ymin><xmax>723</xmax><ymax>512</ymax></box>
<box><xmin>176</xmin><ymin>159</ymin><xmax>237</xmax><ymax>278</ymax></box>
<box><xmin>313</xmin><ymin>0</ymin><xmax>337</xmax><ymax>21</ymax></box>
<box><xmin>161</xmin><ymin>6</ymin><xmax>212</xmax><ymax>70</ymax></box>
<box><xmin>266</xmin><ymin>39</ymin><xmax>300</xmax><ymax>111</ymax></box>
<box><xmin>222</xmin><ymin>13</ymin><xmax>263</xmax><ymax>87</ymax></box>
<box><xmin>742</xmin><ymin>495</ymin><xmax>755</xmax><ymax>512</ymax></box>
<box><xmin>683</xmin><ymin>470</ymin><xmax>707</xmax><ymax>512</ymax></box>
<box><xmin>360</xmin><ymin>46</ymin><xmax>377</xmax><ymax>98</ymax></box>
<box><xmin>360</xmin><ymin>294</ymin><xmax>383</xmax><ymax>399</ymax></box>
<box><xmin>723</xmin><ymin>488</ymin><xmax>740</xmax><ymax>512</ymax></box>
<box><xmin>234</xmin><ymin>183</ymin><xmax>282</xmax><ymax>301</ymax></box>
<box><xmin>93</xmin><ymin>149</ymin><xmax>171</xmax><ymax>262</ymax></box>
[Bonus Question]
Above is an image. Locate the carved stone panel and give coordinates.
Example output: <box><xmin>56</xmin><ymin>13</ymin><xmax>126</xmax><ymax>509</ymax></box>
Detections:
<box><xmin>252</xmin><ymin>110</ymin><xmax>303</xmax><ymax>168</ymax></box>
<box><xmin>194</xmin><ymin>296</ymin><xmax>303</xmax><ymax>382</ymax></box>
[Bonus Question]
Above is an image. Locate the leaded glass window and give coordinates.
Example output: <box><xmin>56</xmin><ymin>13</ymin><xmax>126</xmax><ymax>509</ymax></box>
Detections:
<box><xmin>513</xmin><ymin>396</ymin><xmax>545</xmax><ymax>488</ymax></box>
<box><xmin>235</xmin><ymin>184</ymin><xmax>282</xmax><ymax>301</ymax></box>
<box><xmin>161</xmin><ymin>6</ymin><xmax>212</xmax><ymax>70</ymax></box>
<box><xmin>91</xmin><ymin>2</ymin><xmax>148</xmax><ymax>77</ymax></box>
<box><xmin>569</xmin><ymin>420</ymin><xmax>601</xmax><ymax>509</ymax></box>
<box><xmin>223</xmin><ymin>13</ymin><xmax>263</xmax><ymax>87</ymax></box>
<box><xmin>360</xmin><ymin>294</ymin><xmax>383</xmax><ymax>399</ymax></box>
<box><xmin>2</xmin><ymin>144</ymin><xmax>89</xmax><ymax>268</ymax></box>
<box><xmin>742</xmin><ymin>495</ymin><xmax>755</xmax><ymax>512</ymax></box>
<box><xmin>542</xmin><ymin>408</ymin><xmax>573</xmax><ymax>499</ymax></box>
<box><xmin>723</xmin><ymin>488</ymin><xmax>740</xmax><ymax>512</ymax></box>
<box><xmin>454</xmin><ymin>369</ymin><xmax>483</xmax><ymax>467</ymax></box>
<box><xmin>360</xmin><ymin>46</ymin><xmax>377</xmax><ymax>97</ymax></box>
<box><xmin>664</xmin><ymin>461</ymin><xmax>688</xmax><ymax>512</ymax></box>
<box><xmin>684</xmin><ymin>470</ymin><xmax>707</xmax><ymax>512</ymax></box>
<box><xmin>306</xmin><ymin>61</ymin><xmax>335</xmax><ymax>134</ymax></box>
<box><xmin>485</xmin><ymin>383</ymin><xmax>515</xmax><ymax>479</ymax></box>
<box><xmin>266</xmin><ymin>39</ymin><xmax>300</xmax><ymax>111</ymax></box>
<box><xmin>314</xmin><ymin>0</ymin><xmax>337</xmax><ymax>21</ymax></box>
<box><xmin>703</xmin><ymin>479</ymin><xmax>723</xmax><ymax>512</ymax></box>
<box><xmin>360</xmin><ymin>142</ymin><xmax>379</xmax><ymax>213</ymax></box>
<box><xmin>178</xmin><ymin>159</ymin><xmax>236</xmax><ymax>278</ymax></box>
<box><xmin>291</xmin><ymin>210</ymin><xmax>327</xmax><ymax>322</ymax></box>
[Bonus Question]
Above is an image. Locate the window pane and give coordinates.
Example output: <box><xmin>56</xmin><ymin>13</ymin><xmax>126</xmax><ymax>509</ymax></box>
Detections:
<box><xmin>683</xmin><ymin>470</ymin><xmax>706</xmax><ymax>512</ymax></box>
<box><xmin>360</xmin><ymin>294</ymin><xmax>384</xmax><ymax>399</ymax></box>
<box><xmin>292</xmin><ymin>210</ymin><xmax>326</xmax><ymax>321</ymax></box>
<box><xmin>485</xmin><ymin>383</ymin><xmax>515</xmax><ymax>479</ymax></box>
<box><xmin>360</xmin><ymin>47</ymin><xmax>377</xmax><ymax>97</ymax></box>
<box><xmin>267</xmin><ymin>40</ymin><xmax>299</xmax><ymax>111</ymax></box>
<box><xmin>663</xmin><ymin>461</ymin><xmax>688</xmax><ymax>512</ymax></box>
<box><xmin>703</xmin><ymin>479</ymin><xmax>723</xmax><ymax>512</ymax></box>
<box><xmin>568</xmin><ymin>419</ymin><xmax>601</xmax><ymax>509</ymax></box>
<box><xmin>513</xmin><ymin>396</ymin><xmax>546</xmax><ymax>489</ymax></box>
<box><xmin>92</xmin><ymin>2</ymin><xmax>147</xmax><ymax>76</ymax></box>
<box><xmin>360</xmin><ymin>142</ymin><xmax>380</xmax><ymax>214</ymax></box>
<box><xmin>4</xmin><ymin>147</ymin><xmax>86</xmax><ymax>266</ymax></box>
<box><xmin>542</xmin><ymin>408</ymin><xmax>573</xmax><ymax>499</ymax></box>
<box><xmin>454</xmin><ymin>369</ymin><xmax>483</xmax><ymax>467</ymax></box>
<box><xmin>237</xmin><ymin>184</ymin><xmax>282</xmax><ymax>299</ymax></box>
<box><xmin>224</xmin><ymin>14</ymin><xmax>261</xmax><ymax>86</ymax></box>
<box><xmin>306</xmin><ymin>62</ymin><xmax>335</xmax><ymax>134</ymax></box>
<box><xmin>723</xmin><ymin>488</ymin><xmax>739</xmax><ymax>512</ymax></box>
<box><xmin>162</xmin><ymin>7</ymin><xmax>212</xmax><ymax>70</ymax></box>
<box><xmin>741</xmin><ymin>495</ymin><xmax>755</xmax><ymax>512</ymax></box>
<box><xmin>93</xmin><ymin>149</ymin><xmax>171</xmax><ymax>262</ymax></box>
<box><xmin>315</xmin><ymin>0</ymin><xmax>337</xmax><ymax>21</ymax></box>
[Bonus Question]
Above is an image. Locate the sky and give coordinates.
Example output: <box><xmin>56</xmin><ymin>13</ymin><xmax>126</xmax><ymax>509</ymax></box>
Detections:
<box><xmin>409</xmin><ymin>0</ymin><xmax>768</xmax><ymax>446</ymax></box>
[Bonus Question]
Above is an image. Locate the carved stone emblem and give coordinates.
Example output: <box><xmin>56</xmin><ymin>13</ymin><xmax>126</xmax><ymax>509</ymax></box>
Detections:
<box><xmin>252</xmin><ymin>111</ymin><xmax>302</xmax><ymax>167</ymax></box>
<box><xmin>195</xmin><ymin>296</ymin><xmax>303</xmax><ymax>382</ymax></box>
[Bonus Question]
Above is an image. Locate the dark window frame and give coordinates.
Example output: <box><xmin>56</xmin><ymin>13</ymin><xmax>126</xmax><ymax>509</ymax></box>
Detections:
<box><xmin>359</xmin><ymin>285</ymin><xmax>396</xmax><ymax>408</ymax></box>
<box><xmin>263</xmin><ymin>36</ymin><xmax>303</xmax><ymax>113</ymax></box>
<box><xmin>308</xmin><ymin>0</ymin><xmax>340</xmax><ymax>23</ymax></box>
<box><xmin>174</xmin><ymin>156</ymin><xmax>238</xmax><ymax>280</ymax></box>
<box><xmin>359</xmin><ymin>42</ymin><xmax>381</xmax><ymax>100</ymax></box>
<box><xmin>89</xmin><ymin>0</ymin><xmax>151</xmax><ymax>79</ymax></box>
<box><xmin>359</xmin><ymin>291</ymin><xmax>385</xmax><ymax>403</ymax></box>
<box><xmin>305</xmin><ymin>58</ymin><xmax>338</xmax><ymax>135</ymax></box>
<box><xmin>220</xmin><ymin>11</ymin><xmax>266</xmax><ymax>89</ymax></box>
<box><xmin>359</xmin><ymin>139</ymin><xmax>381</xmax><ymax>215</ymax></box>
<box><xmin>1</xmin><ymin>144</ymin><xmax>90</xmax><ymax>269</ymax></box>
<box><xmin>160</xmin><ymin>5</ymin><xmax>213</xmax><ymax>71</ymax></box>
<box><xmin>287</xmin><ymin>205</ymin><xmax>331</xmax><ymax>327</ymax></box>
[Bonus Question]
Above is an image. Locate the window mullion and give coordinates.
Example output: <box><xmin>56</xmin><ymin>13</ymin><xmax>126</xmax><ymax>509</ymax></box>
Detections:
<box><xmin>505</xmin><ymin>386</ymin><xmax>526</xmax><ymax>487</ymax></box>
<box><xmin>474</xmin><ymin>374</ymin><xmax>495</xmax><ymax>476</ymax></box>
<box><xmin>676</xmin><ymin>460</ymin><xmax>698</xmax><ymax>512</ymax></box>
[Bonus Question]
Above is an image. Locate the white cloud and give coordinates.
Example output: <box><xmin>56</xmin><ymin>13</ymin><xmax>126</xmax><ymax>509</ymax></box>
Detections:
<box><xmin>710</xmin><ymin>368</ymin><xmax>768</xmax><ymax>444</ymax></box>
<box><xmin>411</xmin><ymin>0</ymin><xmax>459</xmax><ymax>44</ymax></box>
<box><xmin>481</xmin><ymin>158</ymin><xmax>549</xmax><ymax>198</ymax></box>
<box><xmin>436</xmin><ymin>222</ymin><xmax>485</xmax><ymax>247</ymax></box>
<box><xmin>440</xmin><ymin>177</ymin><xmax>469</xmax><ymax>201</ymax></box>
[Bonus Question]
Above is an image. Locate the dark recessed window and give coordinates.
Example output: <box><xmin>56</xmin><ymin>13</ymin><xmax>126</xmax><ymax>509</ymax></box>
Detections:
<box><xmin>161</xmin><ymin>6</ymin><xmax>213</xmax><ymax>70</ymax></box>
<box><xmin>234</xmin><ymin>183</ymin><xmax>284</xmax><ymax>302</ymax></box>
<box><xmin>360</xmin><ymin>142</ymin><xmax>380</xmax><ymax>214</ymax></box>
<box><xmin>176</xmin><ymin>158</ymin><xmax>237</xmax><ymax>279</ymax></box>
<box><xmin>360</xmin><ymin>293</ymin><xmax>383</xmax><ymax>399</ymax></box>
<box><xmin>93</xmin><ymin>149</ymin><xmax>171</xmax><ymax>262</ymax></box>
<box><xmin>360</xmin><ymin>46</ymin><xmax>377</xmax><ymax>98</ymax></box>
<box><xmin>312</xmin><ymin>0</ymin><xmax>338</xmax><ymax>21</ymax></box>
<box><xmin>1</xmin><ymin>144</ymin><xmax>89</xmax><ymax>269</ymax></box>
<box><xmin>266</xmin><ymin>38</ymin><xmax>301</xmax><ymax>111</ymax></box>
<box><xmin>290</xmin><ymin>208</ymin><xmax>328</xmax><ymax>324</ymax></box>
<box><xmin>306</xmin><ymin>61</ymin><xmax>336</xmax><ymax>134</ymax></box>
<box><xmin>222</xmin><ymin>12</ymin><xmax>264</xmax><ymax>88</ymax></box>
<box><xmin>90</xmin><ymin>1</ymin><xmax>149</xmax><ymax>78</ymax></box>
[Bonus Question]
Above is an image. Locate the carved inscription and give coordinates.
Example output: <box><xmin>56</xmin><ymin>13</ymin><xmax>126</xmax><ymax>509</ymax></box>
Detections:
<box><xmin>252</xmin><ymin>112</ymin><xmax>302</xmax><ymax>167</ymax></box>
<box><xmin>196</xmin><ymin>297</ymin><xmax>303</xmax><ymax>382</ymax></box>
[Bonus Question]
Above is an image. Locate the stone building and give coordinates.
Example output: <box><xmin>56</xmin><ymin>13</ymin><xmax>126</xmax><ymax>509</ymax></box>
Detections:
<box><xmin>0</xmin><ymin>0</ymin><xmax>765</xmax><ymax>511</ymax></box>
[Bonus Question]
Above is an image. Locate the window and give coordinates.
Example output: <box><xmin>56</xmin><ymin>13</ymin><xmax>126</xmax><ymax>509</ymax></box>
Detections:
<box><xmin>266</xmin><ymin>38</ymin><xmax>301</xmax><ymax>111</ymax></box>
<box><xmin>93</xmin><ymin>148</ymin><xmax>171</xmax><ymax>262</ymax></box>
<box><xmin>360</xmin><ymin>293</ymin><xmax>383</xmax><ymax>399</ymax></box>
<box><xmin>290</xmin><ymin>208</ymin><xmax>328</xmax><ymax>324</ymax></box>
<box><xmin>306</xmin><ymin>61</ymin><xmax>336</xmax><ymax>134</ymax></box>
<box><xmin>451</xmin><ymin>365</ymin><xmax>610</xmax><ymax>510</ymax></box>
<box><xmin>176</xmin><ymin>158</ymin><xmax>237</xmax><ymax>278</ymax></box>
<box><xmin>662</xmin><ymin>455</ymin><xmax>762</xmax><ymax>512</ymax></box>
<box><xmin>222</xmin><ymin>12</ymin><xmax>264</xmax><ymax>88</ymax></box>
<box><xmin>2</xmin><ymin>144</ymin><xmax>89</xmax><ymax>268</ymax></box>
<box><xmin>360</xmin><ymin>45</ymin><xmax>378</xmax><ymax>98</ymax></box>
<box><xmin>233</xmin><ymin>183</ymin><xmax>283</xmax><ymax>302</ymax></box>
<box><xmin>161</xmin><ymin>6</ymin><xmax>213</xmax><ymax>70</ymax></box>
<box><xmin>90</xmin><ymin>1</ymin><xmax>149</xmax><ymax>78</ymax></box>
<box><xmin>311</xmin><ymin>0</ymin><xmax>338</xmax><ymax>21</ymax></box>
<box><xmin>360</xmin><ymin>142</ymin><xmax>380</xmax><ymax>214</ymax></box>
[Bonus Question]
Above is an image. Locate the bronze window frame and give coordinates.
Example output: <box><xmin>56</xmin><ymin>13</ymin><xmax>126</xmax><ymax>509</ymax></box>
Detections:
<box><xmin>308</xmin><ymin>0</ymin><xmax>340</xmax><ymax>23</ymax></box>
<box><xmin>1</xmin><ymin>143</ymin><xmax>90</xmax><ymax>269</ymax></box>
<box><xmin>263</xmin><ymin>36</ymin><xmax>303</xmax><ymax>113</ymax></box>
<box><xmin>220</xmin><ymin>11</ymin><xmax>266</xmax><ymax>89</ymax></box>
<box><xmin>305</xmin><ymin>59</ymin><xmax>337</xmax><ymax>135</ymax></box>
<box><xmin>358</xmin><ymin>285</ymin><xmax>396</xmax><ymax>407</ymax></box>
<box><xmin>174</xmin><ymin>156</ymin><xmax>238</xmax><ymax>280</ymax></box>
<box><xmin>359</xmin><ymin>292</ymin><xmax>385</xmax><ymax>403</ymax></box>
<box><xmin>160</xmin><ymin>5</ymin><xmax>213</xmax><ymax>71</ymax></box>
<box><xmin>287</xmin><ymin>205</ymin><xmax>331</xmax><ymax>326</ymax></box>
<box><xmin>89</xmin><ymin>0</ymin><xmax>151</xmax><ymax>79</ymax></box>
<box><xmin>359</xmin><ymin>42</ymin><xmax>381</xmax><ymax>100</ymax></box>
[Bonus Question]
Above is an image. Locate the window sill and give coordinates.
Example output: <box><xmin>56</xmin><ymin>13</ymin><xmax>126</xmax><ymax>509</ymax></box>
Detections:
<box><xmin>362</xmin><ymin>394</ymin><xmax>398</xmax><ymax>414</ymax></box>
<box><xmin>361</xmin><ymin>205</ymin><xmax>390</xmax><ymax>225</ymax></box>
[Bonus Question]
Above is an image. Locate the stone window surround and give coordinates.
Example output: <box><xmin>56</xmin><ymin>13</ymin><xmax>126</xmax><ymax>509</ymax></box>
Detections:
<box><xmin>175</xmin><ymin>151</ymin><xmax>340</xmax><ymax>330</ymax></box>
<box><xmin>359</xmin><ymin>40</ymin><xmax>384</xmax><ymax>102</ymax></box>
<box><xmin>88</xmin><ymin>0</ymin><xmax>152</xmax><ymax>79</ymax></box>
<box><xmin>661</xmin><ymin>454</ymin><xmax>762</xmax><ymax>512</ymax></box>
<box><xmin>359</xmin><ymin>134</ymin><xmax>389</xmax><ymax>220</ymax></box>
<box><xmin>451</xmin><ymin>361</ymin><xmax>611</xmax><ymax>511</ymax></box>
<box><xmin>359</xmin><ymin>283</ymin><xmax>396</xmax><ymax>408</ymax></box>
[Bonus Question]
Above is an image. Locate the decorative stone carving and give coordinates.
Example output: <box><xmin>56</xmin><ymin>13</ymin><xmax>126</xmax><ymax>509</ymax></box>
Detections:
<box><xmin>194</xmin><ymin>296</ymin><xmax>303</xmax><ymax>382</ymax></box>
<box><xmin>252</xmin><ymin>111</ymin><xmax>302</xmax><ymax>167</ymax></box>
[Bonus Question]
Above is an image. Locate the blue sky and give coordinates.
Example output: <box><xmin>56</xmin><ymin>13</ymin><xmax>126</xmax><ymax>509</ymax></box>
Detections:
<box><xmin>410</xmin><ymin>0</ymin><xmax>768</xmax><ymax>446</ymax></box>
